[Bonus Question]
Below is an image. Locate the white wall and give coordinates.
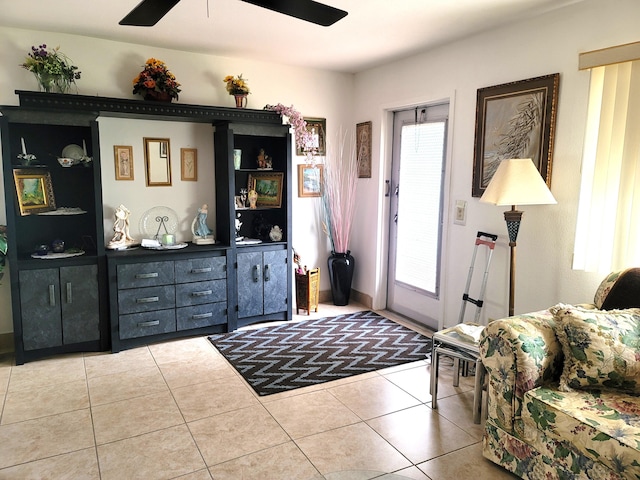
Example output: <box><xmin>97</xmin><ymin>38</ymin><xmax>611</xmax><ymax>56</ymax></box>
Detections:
<box><xmin>351</xmin><ymin>0</ymin><xmax>640</xmax><ymax>326</ymax></box>
<box><xmin>0</xmin><ymin>27</ymin><xmax>353</xmax><ymax>334</ymax></box>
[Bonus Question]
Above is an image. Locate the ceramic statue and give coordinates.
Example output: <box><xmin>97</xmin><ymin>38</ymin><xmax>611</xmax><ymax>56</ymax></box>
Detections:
<box><xmin>107</xmin><ymin>204</ymin><xmax>137</xmax><ymax>249</ymax></box>
<box><xmin>191</xmin><ymin>203</ymin><xmax>215</xmax><ymax>245</ymax></box>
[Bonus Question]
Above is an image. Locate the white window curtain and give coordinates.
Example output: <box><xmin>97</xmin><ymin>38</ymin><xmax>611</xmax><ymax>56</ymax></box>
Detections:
<box><xmin>573</xmin><ymin>60</ymin><xmax>640</xmax><ymax>273</ymax></box>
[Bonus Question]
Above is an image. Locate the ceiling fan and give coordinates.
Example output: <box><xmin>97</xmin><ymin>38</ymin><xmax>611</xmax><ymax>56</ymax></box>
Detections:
<box><xmin>119</xmin><ymin>0</ymin><xmax>348</xmax><ymax>27</ymax></box>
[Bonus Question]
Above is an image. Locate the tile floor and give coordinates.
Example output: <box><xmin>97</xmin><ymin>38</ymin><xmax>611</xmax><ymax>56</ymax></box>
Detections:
<box><xmin>0</xmin><ymin>303</ymin><xmax>517</xmax><ymax>479</ymax></box>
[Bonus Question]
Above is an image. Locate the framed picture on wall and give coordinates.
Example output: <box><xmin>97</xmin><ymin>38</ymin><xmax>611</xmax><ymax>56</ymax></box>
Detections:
<box><xmin>181</xmin><ymin>148</ymin><xmax>198</xmax><ymax>181</ymax></box>
<box><xmin>472</xmin><ymin>73</ymin><xmax>559</xmax><ymax>197</ymax></box>
<box><xmin>114</xmin><ymin>145</ymin><xmax>134</xmax><ymax>180</ymax></box>
<box><xmin>298</xmin><ymin>164</ymin><xmax>323</xmax><ymax>197</ymax></box>
<box><xmin>356</xmin><ymin>121</ymin><xmax>372</xmax><ymax>178</ymax></box>
<box><xmin>297</xmin><ymin>117</ymin><xmax>326</xmax><ymax>156</ymax></box>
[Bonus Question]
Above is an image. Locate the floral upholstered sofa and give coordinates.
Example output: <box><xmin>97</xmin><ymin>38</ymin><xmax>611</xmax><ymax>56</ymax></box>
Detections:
<box><xmin>479</xmin><ymin>269</ymin><xmax>640</xmax><ymax>479</ymax></box>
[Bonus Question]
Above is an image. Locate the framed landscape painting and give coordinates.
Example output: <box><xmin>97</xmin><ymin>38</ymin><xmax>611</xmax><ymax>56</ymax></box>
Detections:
<box><xmin>13</xmin><ymin>168</ymin><xmax>56</xmax><ymax>215</ymax></box>
<box><xmin>472</xmin><ymin>73</ymin><xmax>559</xmax><ymax>197</ymax></box>
<box><xmin>298</xmin><ymin>164</ymin><xmax>323</xmax><ymax>197</ymax></box>
<box><xmin>248</xmin><ymin>172</ymin><xmax>284</xmax><ymax>207</ymax></box>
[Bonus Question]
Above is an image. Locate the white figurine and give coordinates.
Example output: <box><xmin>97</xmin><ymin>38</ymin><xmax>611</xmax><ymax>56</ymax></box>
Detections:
<box><xmin>107</xmin><ymin>204</ymin><xmax>136</xmax><ymax>249</ymax></box>
<box><xmin>191</xmin><ymin>203</ymin><xmax>215</xmax><ymax>245</ymax></box>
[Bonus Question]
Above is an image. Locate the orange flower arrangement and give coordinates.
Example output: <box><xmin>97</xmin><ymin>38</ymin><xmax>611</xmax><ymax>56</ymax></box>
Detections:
<box><xmin>133</xmin><ymin>58</ymin><xmax>181</xmax><ymax>100</ymax></box>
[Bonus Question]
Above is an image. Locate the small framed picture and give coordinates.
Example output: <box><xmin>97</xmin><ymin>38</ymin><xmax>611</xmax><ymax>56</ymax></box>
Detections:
<box><xmin>114</xmin><ymin>145</ymin><xmax>134</xmax><ymax>180</ymax></box>
<box><xmin>13</xmin><ymin>168</ymin><xmax>56</xmax><ymax>215</ymax></box>
<box><xmin>297</xmin><ymin>117</ymin><xmax>326</xmax><ymax>156</ymax></box>
<box><xmin>248</xmin><ymin>172</ymin><xmax>284</xmax><ymax>207</ymax></box>
<box><xmin>298</xmin><ymin>164</ymin><xmax>323</xmax><ymax>197</ymax></box>
<box><xmin>356</xmin><ymin>121</ymin><xmax>372</xmax><ymax>178</ymax></box>
<box><xmin>181</xmin><ymin>148</ymin><xmax>197</xmax><ymax>181</ymax></box>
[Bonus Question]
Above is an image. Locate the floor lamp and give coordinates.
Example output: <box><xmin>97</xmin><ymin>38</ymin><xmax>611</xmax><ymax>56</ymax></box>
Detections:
<box><xmin>480</xmin><ymin>159</ymin><xmax>556</xmax><ymax>316</ymax></box>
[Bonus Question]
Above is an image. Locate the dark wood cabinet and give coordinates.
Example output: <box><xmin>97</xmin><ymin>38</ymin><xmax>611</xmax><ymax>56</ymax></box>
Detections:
<box><xmin>2</xmin><ymin>92</ymin><xmax>294</xmax><ymax>360</ymax></box>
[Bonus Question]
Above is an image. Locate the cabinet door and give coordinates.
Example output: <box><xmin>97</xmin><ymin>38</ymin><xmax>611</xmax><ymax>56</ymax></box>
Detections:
<box><xmin>19</xmin><ymin>269</ymin><xmax>62</xmax><ymax>351</ymax></box>
<box><xmin>60</xmin><ymin>265</ymin><xmax>100</xmax><ymax>344</ymax></box>
<box><xmin>237</xmin><ymin>251</ymin><xmax>264</xmax><ymax>318</ymax></box>
<box><xmin>263</xmin><ymin>250</ymin><xmax>288</xmax><ymax>315</ymax></box>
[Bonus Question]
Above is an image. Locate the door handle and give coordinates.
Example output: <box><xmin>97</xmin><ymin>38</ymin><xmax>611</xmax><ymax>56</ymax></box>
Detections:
<box><xmin>253</xmin><ymin>264</ymin><xmax>260</xmax><ymax>282</ymax></box>
<box><xmin>49</xmin><ymin>284</ymin><xmax>56</xmax><ymax>307</ymax></box>
<box><xmin>385</xmin><ymin>180</ymin><xmax>391</xmax><ymax>197</ymax></box>
<box><xmin>66</xmin><ymin>282</ymin><xmax>72</xmax><ymax>304</ymax></box>
<box><xmin>264</xmin><ymin>264</ymin><xmax>270</xmax><ymax>282</ymax></box>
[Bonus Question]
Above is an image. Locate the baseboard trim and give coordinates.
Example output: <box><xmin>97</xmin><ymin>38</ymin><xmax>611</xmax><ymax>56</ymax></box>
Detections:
<box><xmin>318</xmin><ymin>289</ymin><xmax>372</xmax><ymax>309</ymax></box>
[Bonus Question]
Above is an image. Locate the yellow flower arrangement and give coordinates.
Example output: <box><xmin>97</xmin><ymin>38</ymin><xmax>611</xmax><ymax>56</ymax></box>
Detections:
<box><xmin>133</xmin><ymin>58</ymin><xmax>181</xmax><ymax>100</ymax></box>
<box><xmin>223</xmin><ymin>74</ymin><xmax>250</xmax><ymax>95</ymax></box>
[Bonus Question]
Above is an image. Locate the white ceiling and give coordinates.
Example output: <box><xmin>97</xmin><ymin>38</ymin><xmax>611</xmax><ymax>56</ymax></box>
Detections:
<box><xmin>0</xmin><ymin>0</ymin><xmax>584</xmax><ymax>73</ymax></box>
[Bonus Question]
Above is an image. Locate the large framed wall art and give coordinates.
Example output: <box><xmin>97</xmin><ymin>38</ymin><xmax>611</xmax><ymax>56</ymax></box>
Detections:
<box><xmin>472</xmin><ymin>73</ymin><xmax>559</xmax><ymax>197</ymax></box>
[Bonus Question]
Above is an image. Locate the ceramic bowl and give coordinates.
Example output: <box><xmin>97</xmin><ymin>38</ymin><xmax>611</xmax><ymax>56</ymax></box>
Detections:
<box><xmin>57</xmin><ymin>157</ymin><xmax>76</xmax><ymax>167</ymax></box>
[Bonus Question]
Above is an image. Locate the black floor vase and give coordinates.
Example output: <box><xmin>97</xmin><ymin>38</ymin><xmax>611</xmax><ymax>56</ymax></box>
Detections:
<box><xmin>328</xmin><ymin>251</ymin><xmax>355</xmax><ymax>306</ymax></box>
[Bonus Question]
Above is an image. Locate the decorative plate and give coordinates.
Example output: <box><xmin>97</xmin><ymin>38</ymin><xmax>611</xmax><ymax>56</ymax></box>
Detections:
<box><xmin>139</xmin><ymin>206</ymin><xmax>179</xmax><ymax>240</ymax></box>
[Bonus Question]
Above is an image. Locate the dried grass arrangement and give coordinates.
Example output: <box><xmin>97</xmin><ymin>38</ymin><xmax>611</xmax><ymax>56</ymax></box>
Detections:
<box><xmin>321</xmin><ymin>129</ymin><xmax>360</xmax><ymax>254</ymax></box>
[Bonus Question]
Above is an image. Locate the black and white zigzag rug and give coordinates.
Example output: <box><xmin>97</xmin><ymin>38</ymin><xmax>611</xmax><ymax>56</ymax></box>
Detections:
<box><xmin>208</xmin><ymin>310</ymin><xmax>431</xmax><ymax>396</ymax></box>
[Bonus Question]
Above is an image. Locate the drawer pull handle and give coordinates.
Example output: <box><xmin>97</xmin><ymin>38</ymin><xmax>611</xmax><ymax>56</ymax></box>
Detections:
<box><xmin>136</xmin><ymin>296</ymin><xmax>159</xmax><ymax>303</ymax></box>
<box><xmin>135</xmin><ymin>272</ymin><xmax>159</xmax><ymax>279</ymax></box>
<box><xmin>138</xmin><ymin>320</ymin><xmax>160</xmax><ymax>327</ymax></box>
<box><xmin>192</xmin><ymin>312</ymin><xmax>213</xmax><ymax>320</ymax></box>
<box><xmin>191</xmin><ymin>290</ymin><xmax>212</xmax><ymax>297</ymax></box>
<box><xmin>191</xmin><ymin>267</ymin><xmax>212</xmax><ymax>274</ymax></box>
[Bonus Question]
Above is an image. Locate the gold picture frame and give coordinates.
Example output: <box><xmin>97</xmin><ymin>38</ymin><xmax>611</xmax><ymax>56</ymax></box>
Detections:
<box><xmin>13</xmin><ymin>168</ymin><xmax>56</xmax><ymax>216</ymax></box>
<box><xmin>144</xmin><ymin>137</ymin><xmax>172</xmax><ymax>186</ymax></box>
<box><xmin>181</xmin><ymin>148</ymin><xmax>198</xmax><ymax>181</ymax></box>
<box><xmin>298</xmin><ymin>164</ymin><xmax>323</xmax><ymax>197</ymax></box>
<box><xmin>472</xmin><ymin>73</ymin><xmax>559</xmax><ymax>197</ymax></box>
<box><xmin>248</xmin><ymin>172</ymin><xmax>284</xmax><ymax>207</ymax></box>
<box><xmin>114</xmin><ymin>145</ymin><xmax>134</xmax><ymax>180</ymax></box>
<box><xmin>297</xmin><ymin>117</ymin><xmax>326</xmax><ymax>156</ymax></box>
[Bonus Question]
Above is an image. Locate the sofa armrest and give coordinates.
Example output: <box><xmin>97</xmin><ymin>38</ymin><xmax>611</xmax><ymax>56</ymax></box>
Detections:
<box><xmin>479</xmin><ymin>309</ymin><xmax>563</xmax><ymax>434</ymax></box>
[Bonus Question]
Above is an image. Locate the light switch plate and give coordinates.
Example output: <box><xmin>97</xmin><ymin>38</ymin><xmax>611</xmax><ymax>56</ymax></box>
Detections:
<box><xmin>454</xmin><ymin>200</ymin><xmax>467</xmax><ymax>225</ymax></box>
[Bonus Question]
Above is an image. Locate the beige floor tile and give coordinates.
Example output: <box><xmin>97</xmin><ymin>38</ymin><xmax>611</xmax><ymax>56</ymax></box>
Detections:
<box><xmin>0</xmin><ymin>447</ymin><xmax>99</xmax><ymax>479</ymax></box>
<box><xmin>0</xmin><ymin>356</ymin><xmax>11</xmax><ymax>395</ymax></box>
<box><xmin>208</xmin><ymin>441</ymin><xmax>322</xmax><ymax>480</ymax></box>
<box><xmin>149</xmin><ymin>336</ymin><xmax>219</xmax><ymax>365</ymax></box>
<box><xmin>367</xmin><ymin>404</ymin><xmax>477</xmax><ymax>464</ymax></box>
<box><xmin>382</xmin><ymin>363</ymin><xmax>432</xmax><ymax>403</ymax></box>
<box><xmin>97</xmin><ymin>424</ymin><xmax>206</xmax><ymax>480</ymax></box>
<box><xmin>296</xmin><ymin>422</ymin><xmax>411</xmax><ymax>476</ymax></box>
<box><xmin>1</xmin><ymin>378</ymin><xmax>89</xmax><ymax>425</ymax></box>
<box><xmin>0</xmin><ymin>409</ymin><xmax>94</xmax><ymax>469</ymax></box>
<box><xmin>433</xmin><ymin>390</ymin><xmax>486</xmax><ymax>441</ymax></box>
<box><xmin>417</xmin><ymin>442</ymin><xmax>518</xmax><ymax>479</ymax></box>
<box><xmin>189</xmin><ymin>404</ymin><xmax>290</xmax><ymax>466</ymax></box>
<box><xmin>174</xmin><ymin>469</ymin><xmax>213</xmax><ymax>479</ymax></box>
<box><xmin>385</xmin><ymin>466</ymin><xmax>432</xmax><ymax>479</ymax></box>
<box><xmin>264</xmin><ymin>389</ymin><xmax>361</xmax><ymax>439</ymax></box>
<box><xmin>87</xmin><ymin>365</ymin><xmax>168</xmax><ymax>406</ymax></box>
<box><xmin>172</xmin><ymin>376</ymin><xmax>259</xmax><ymax>422</ymax></box>
<box><xmin>328</xmin><ymin>375</ymin><xmax>421</xmax><ymax>420</ymax></box>
<box><xmin>158</xmin><ymin>354</ymin><xmax>237</xmax><ymax>390</ymax></box>
<box><xmin>84</xmin><ymin>346</ymin><xmax>156</xmax><ymax>378</ymax></box>
<box><xmin>8</xmin><ymin>354</ymin><xmax>86</xmax><ymax>392</ymax></box>
<box><xmin>92</xmin><ymin>390</ymin><xmax>184</xmax><ymax>444</ymax></box>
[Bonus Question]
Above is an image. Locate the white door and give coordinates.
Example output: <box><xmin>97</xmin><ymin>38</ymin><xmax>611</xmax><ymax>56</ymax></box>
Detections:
<box><xmin>387</xmin><ymin>104</ymin><xmax>449</xmax><ymax>330</ymax></box>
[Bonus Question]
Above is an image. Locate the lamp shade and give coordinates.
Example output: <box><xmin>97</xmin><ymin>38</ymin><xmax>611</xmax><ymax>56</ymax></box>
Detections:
<box><xmin>480</xmin><ymin>158</ymin><xmax>557</xmax><ymax>206</ymax></box>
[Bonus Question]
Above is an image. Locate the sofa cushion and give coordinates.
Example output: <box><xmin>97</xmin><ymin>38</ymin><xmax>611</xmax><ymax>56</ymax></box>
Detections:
<box><xmin>594</xmin><ymin>268</ymin><xmax>640</xmax><ymax>309</ymax></box>
<box><xmin>551</xmin><ymin>304</ymin><xmax>640</xmax><ymax>393</ymax></box>
<box><xmin>522</xmin><ymin>386</ymin><xmax>640</xmax><ymax>479</ymax></box>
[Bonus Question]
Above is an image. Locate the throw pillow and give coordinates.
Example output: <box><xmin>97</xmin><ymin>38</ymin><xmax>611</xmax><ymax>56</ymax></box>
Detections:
<box><xmin>593</xmin><ymin>270</ymin><xmax>623</xmax><ymax>309</ymax></box>
<box><xmin>601</xmin><ymin>268</ymin><xmax>640</xmax><ymax>310</ymax></box>
<box><xmin>551</xmin><ymin>304</ymin><xmax>640</xmax><ymax>393</ymax></box>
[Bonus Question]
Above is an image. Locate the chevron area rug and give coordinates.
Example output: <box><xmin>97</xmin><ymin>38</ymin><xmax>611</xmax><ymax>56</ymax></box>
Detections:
<box><xmin>208</xmin><ymin>310</ymin><xmax>431</xmax><ymax>396</ymax></box>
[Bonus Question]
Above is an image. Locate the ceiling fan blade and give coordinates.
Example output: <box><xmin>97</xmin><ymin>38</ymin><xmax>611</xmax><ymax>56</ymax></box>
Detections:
<box><xmin>240</xmin><ymin>0</ymin><xmax>347</xmax><ymax>26</ymax></box>
<box><xmin>119</xmin><ymin>0</ymin><xmax>181</xmax><ymax>26</ymax></box>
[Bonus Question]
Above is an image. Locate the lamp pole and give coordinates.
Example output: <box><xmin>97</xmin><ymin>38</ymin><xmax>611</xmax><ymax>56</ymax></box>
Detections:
<box><xmin>504</xmin><ymin>206</ymin><xmax>523</xmax><ymax>317</ymax></box>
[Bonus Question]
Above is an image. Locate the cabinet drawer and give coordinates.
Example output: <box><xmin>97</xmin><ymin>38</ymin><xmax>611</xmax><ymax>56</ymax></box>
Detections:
<box><xmin>117</xmin><ymin>261</ymin><xmax>174</xmax><ymax>289</ymax></box>
<box><xmin>175</xmin><ymin>257</ymin><xmax>226</xmax><ymax>283</ymax></box>
<box><xmin>176</xmin><ymin>279</ymin><xmax>226</xmax><ymax>307</ymax></box>
<box><xmin>119</xmin><ymin>309</ymin><xmax>176</xmax><ymax>339</ymax></box>
<box><xmin>177</xmin><ymin>302</ymin><xmax>227</xmax><ymax>331</ymax></box>
<box><xmin>118</xmin><ymin>285</ymin><xmax>175</xmax><ymax>314</ymax></box>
